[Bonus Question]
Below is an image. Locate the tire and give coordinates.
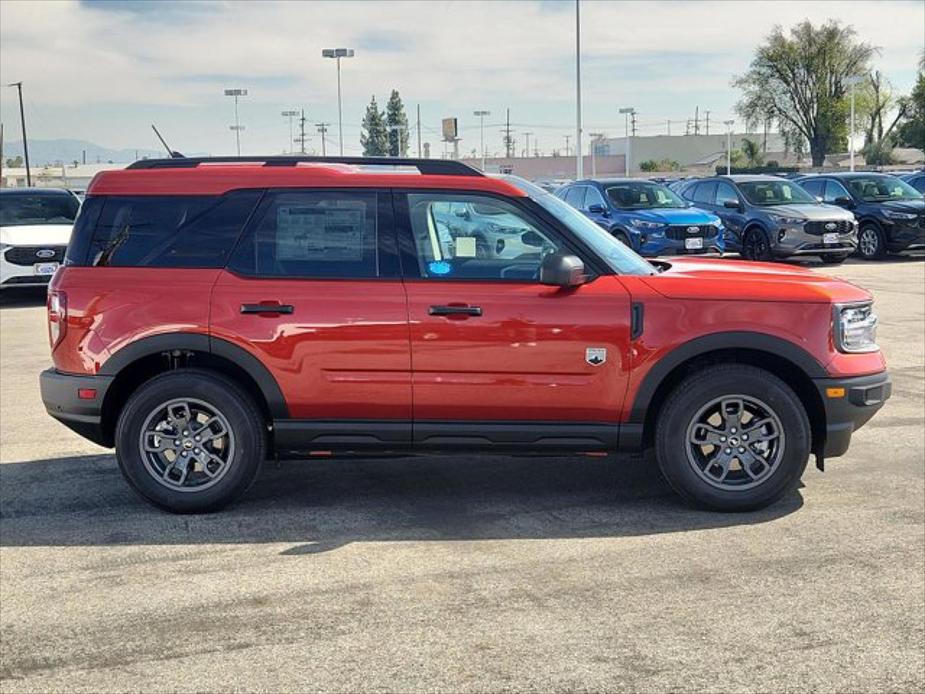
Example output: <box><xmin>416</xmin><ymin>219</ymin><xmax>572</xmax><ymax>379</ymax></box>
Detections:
<box><xmin>857</xmin><ymin>223</ymin><xmax>886</xmax><ymax>260</ymax></box>
<box><xmin>612</xmin><ymin>230</ymin><xmax>632</xmax><ymax>248</ymax></box>
<box><xmin>655</xmin><ymin>364</ymin><xmax>810</xmax><ymax>512</ymax></box>
<box><xmin>115</xmin><ymin>369</ymin><xmax>266</xmax><ymax>513</ymax></box>
<box><xmin>820</xmin><ymin>253</ymin><xmax>850</xmax><ymax>265</ymax></box>
<box><xmin>741</xmin><ymin>228</ymin><xmax>773</xmax><ymax>261</ymax></box>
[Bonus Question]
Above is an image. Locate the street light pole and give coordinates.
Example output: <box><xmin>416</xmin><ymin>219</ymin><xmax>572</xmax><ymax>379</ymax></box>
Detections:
<box><xmin>224</xmin><ymin>88</ymin><xmax>248</xmax><ymax>156</ymax></box>
<box><xmin>724</xmin><ymin>120</ymin><xmax>734</xmax><ymax>174</ymax></box>
<box><xmin>281</xmin><ymin>110</ymin><xmax>299</xmax><ymax>154</ymax></box>
<box><xmin>322</xmin><ymin>48</ymin><xmax>355</xmax><ymax>156</ymax></box>
<box><xmin>847</xmin><ymin>76</ymin><xmax>862</xmax><ymax>172</ymax></box>
<box><xmin>575</xmin><ymin>0</ymin><xmax>583</xmax><ymax>179</ymax></box>
<box><xmin>589</xmin><ymin>132</ymin><xmax>604</xmax><ymax>177</ymax></box>
<box><xmin>473</xmin><ymin>110</ymin><xmax>490</xmax><ymax>170</ymax></box>
<box><xmin>619</xmin><ymin>107</ymin><xmax>634</xmax><ymax>177</ymax></box>
<box><xmin>7</xmin><ymin>81</ymin><xmax>31</xmax><ymax>186</ymax></box>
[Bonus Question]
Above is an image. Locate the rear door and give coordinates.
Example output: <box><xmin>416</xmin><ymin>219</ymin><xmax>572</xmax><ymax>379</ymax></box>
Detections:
<box><xmin>210</xmin><ymin>188</ymin><xmax>412</xmax><ymax>446</ymax></box>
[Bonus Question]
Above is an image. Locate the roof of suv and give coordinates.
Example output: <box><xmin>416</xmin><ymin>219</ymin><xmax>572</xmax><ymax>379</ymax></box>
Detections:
<box><xmin>86</xmin><ymin>156</ymin><xmax>527</xmax><ymax>197</ymax></box>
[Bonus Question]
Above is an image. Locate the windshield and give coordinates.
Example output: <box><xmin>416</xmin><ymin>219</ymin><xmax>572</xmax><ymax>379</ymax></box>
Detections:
<box><xmin>605</xmin><ymin>181</ymin><xmax>686</xmax><ymax>209</ymax></box>
<box><xmin>737</xmin><ymin>180</ymin><xmax>816</xmax><ymax>206</ymax></box>
<box><xmin>500</xmin><ymin>176</ymin><xmax>656</xmax><ymax>276</ymax></box>
<box><xmin>845</xmin><ymin>176</ymin><xmax>922</xmax><ymax>202</ymax></box>
<box><xmin>0</xmin><ymin>192</ymin><xmax>80</xmax><ymax>227</ymax></box>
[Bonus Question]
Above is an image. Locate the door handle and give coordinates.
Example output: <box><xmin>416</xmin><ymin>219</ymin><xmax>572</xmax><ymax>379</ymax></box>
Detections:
<box><xmin>428</xmin><ymin>305</ymin><xmax>482</xmax><ymax>317</ymax></box>
<box><xmin>240</xmin><ymin>303</ymin><xmax>294</xmax><ymax>315</ymax></box>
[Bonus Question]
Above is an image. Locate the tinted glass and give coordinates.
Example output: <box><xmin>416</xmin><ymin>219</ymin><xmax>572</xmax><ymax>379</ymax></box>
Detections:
<box><xmin>229</xmin><ymin>190</ymin><xmax>379</xmax><ymax>278</ymax></box>
<box><xmin>823</xmin><ymin>179</ymin><xmax>851</xmax><ymax>202</ymax></box>
<box><xmin>737</xmin><ymin>180</ymin><xmax>815</xmax><ymax>205</ymax></box>
<box><xmin>0</xmin><ymin>191</ymin><xmax>79</xmax><ymax>226</ymax></box>
<box><xmin>406</xmin><ymin>193</ymin><xmax>563</xmax><ymax>281</ymax></box>
<box><xmin>564</xmin><ymin>186</ymin><xmax>586</xmax><ymax>208</ymax></box>
<box><xmin>845</xmin><ymin>175</ymin><xmax>922</xmax><ymax>201</ymax></box>
<box><xmin>799</xmin><ymin>178</ymin><xmax>824</xmax><ymax>197</ymax></box>
<box><xmin>691</xmin><ymin>182</ymin><xmax>716</xmax><ymax>204</ymax></box>
<box><xmin>605</xmin><ymin>181</ymin><xmax>685</xmax><ymax>209</ymax></box>
<box><xmin>714</xmin><ymin>182</ymin><xmax>739</xmax><ymax>207</ymax></box>
<box><xmin>910</xmin><ymin>176</ymin><xmax>925</xmax><ymax>194</ymax></box>
<box><xmin>584</xmin><ymin>186</ymin><xmax>607</xmax><ymax>210</ymax></box>
<box><xmin>88</xmin><ymin>192</ymin><xmax>260</xmax><ymax>268</ymax></box>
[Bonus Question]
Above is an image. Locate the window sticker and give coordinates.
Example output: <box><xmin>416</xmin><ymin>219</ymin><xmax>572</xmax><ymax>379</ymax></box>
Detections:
<box><xmin>455</xmin><ymin>236</ymin><xmax>477</xmax><ymax>258</ymax></box>
<box><xmin>276</xmin><ymin>203</ymin><xmax>366</xmax><ymax>261</ymax></box>
<box><xmin>428</xmin><ymin>261</ymin><xmax>452</xmax><ymax>275</ymax></box>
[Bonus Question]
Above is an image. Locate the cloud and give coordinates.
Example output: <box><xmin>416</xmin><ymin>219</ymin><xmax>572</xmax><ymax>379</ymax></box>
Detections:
<box><xmin>1</xmin><ymin>0</ymin><xmax>921</xmax><ymax>154</ymax></box>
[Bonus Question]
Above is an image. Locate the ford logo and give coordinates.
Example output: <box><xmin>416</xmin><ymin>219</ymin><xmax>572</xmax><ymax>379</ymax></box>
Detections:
<box><xmin>687</xmin><ymin>226</ymin><xmax>700</xmax><ymax>234</ymax></box>
<box><xmin>824</xmin><ymin>222</ymin><xmax>837</xmax><ymax>231</ymax></box>
<box><xmin>35</xmin><ymin>249</ymin><xmax>56</xmax><ymax>259</ymax></box>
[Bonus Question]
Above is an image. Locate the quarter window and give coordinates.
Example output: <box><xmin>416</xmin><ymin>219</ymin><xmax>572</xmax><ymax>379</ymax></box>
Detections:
<box><xmin>405</xmin><ymin>193</ymin><xmax>564</xmax><ymax>281</ymax></box>
<box><xmin>800</xmin><ymin>178</ymin><xmax>824</xmax><ymax>198</ymax></box>
<box><xmin>229</xmin><ymin>191</ymin><xmax>379</xmax><ymax>278</ymax></box>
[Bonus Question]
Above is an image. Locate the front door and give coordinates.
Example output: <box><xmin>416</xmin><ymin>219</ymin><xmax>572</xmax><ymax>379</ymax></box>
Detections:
<box><xmin>394</xmin><ymin>190</ymin><xmax>633</xmax><ymax>448</ymax></box>
<box><xmin>210</xmin><ymin>188</ymin><xmax>412</xmax><ymax>447</ymax></box>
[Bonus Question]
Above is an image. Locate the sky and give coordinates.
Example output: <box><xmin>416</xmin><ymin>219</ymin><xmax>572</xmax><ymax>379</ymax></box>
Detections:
<box><xmin>0</xmin><ymin>0</ymin><xmax>922</xmax><ymax>159</ymax></box>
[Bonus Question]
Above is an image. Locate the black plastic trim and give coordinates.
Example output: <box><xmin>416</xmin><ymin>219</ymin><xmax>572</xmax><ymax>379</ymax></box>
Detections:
<box><xmin>630</xmin><ymin>302</ymin><xmax>644</xmax><ymax>340</ymax></box>
<box><xmin>813</xmin><ymin>371</ymin><xmax>891</xmax><ymax>459</ymax></box>
<box><xmin>40</xmin><ymin>368</ymin><xmax>114</xmax><ymax>447</ymax></box>
<box><xmin>127</xmin><ymin>156</ymin><xmax>483</xmax><ymax>177</ymax></box>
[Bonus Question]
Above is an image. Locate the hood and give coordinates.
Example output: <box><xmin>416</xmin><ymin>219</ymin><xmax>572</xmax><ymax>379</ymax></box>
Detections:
<box><xmin>635</xmin><ymin>207</ymin><xmax>720</xmax><ymax>225</ymax></box>
<box><xmin>643</xmin><ymin>257</ymin><xmax>871</xmax><ymax>304</ymax></box>
<box><xmin>763</xmin><ymin>203</ymin><xmax>854</xmax><ymax>221</ymax></box>
<box><xmin>880</xmin><ymin>198</ymin><xmax>925</xmax><ymax>213</ymax></box>
<box><xmin>0</xmin><ymin>223</ymin><xmax>74</xmax><ymax>247</ymax></box>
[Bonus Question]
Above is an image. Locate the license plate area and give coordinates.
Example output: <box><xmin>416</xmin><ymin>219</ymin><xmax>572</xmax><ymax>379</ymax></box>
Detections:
<box><xmin>823</xmin><ymin>233</ymin><xmax>838</xmax><ymax>245</ymax></box>
<box><xmin>34</xmin><ymin>262</ymin><xmax>59</xmax><ymax>276</ymax></box>
<box><xmin>685</xmin><ymin>237</ymin><xmax>704</xmax><ymax>250</ymax></box>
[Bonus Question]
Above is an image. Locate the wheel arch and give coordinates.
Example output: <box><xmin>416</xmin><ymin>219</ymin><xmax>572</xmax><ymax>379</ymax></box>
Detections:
<box><xmin>627</xmin><ymin>332</ymin><xmax>827</xmax><ymax>453</ymax></box>
<box><xmin>98</xmin><ymin>333</ymin><xmax>287</xmax><ymax>446</ymax></box>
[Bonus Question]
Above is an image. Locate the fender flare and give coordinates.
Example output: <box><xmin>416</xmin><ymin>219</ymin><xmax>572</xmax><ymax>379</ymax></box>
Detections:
<box><xmin>627</xmin><ymin>331</ymin><xmax>827</xmax><ymax>424</ymax></box>
<box><xmin>99</xmin><ymin>332</ymin><xmax>289</xmax><ymax>418</ymax></box>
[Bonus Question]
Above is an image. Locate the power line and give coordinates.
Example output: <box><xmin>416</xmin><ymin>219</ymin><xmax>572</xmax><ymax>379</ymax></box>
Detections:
<box><xmin>315</xmin><ymin>122</ymin><xmax>331</xmax><ymax>156</ymax></box>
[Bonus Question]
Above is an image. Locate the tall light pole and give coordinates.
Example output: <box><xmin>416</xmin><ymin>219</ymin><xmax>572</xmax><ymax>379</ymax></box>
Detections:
<box><xmin>619</xmin><ymin>107</ymin><xmax>634</xmax><ymax>177</ymax></box>
<box><xmin>846</xmin><ymin>75</ymin><xmax>863</xmax><ymax>172</ymax></box>
<box><xmin>281</xmin><ymin>110</ymin><xmax>299</xmax><ymax>154</ymax></box>
<box><xmin>589</xmin><ymin>132</ymin><xmax>604</xmax><ymax>177</ymax></box>
<box><xmin>7</xmin><ymin>81</ymin><xmax>31</xmax><ymax>186</ymax></box>
<box><xmin>724</xmin><ymin>120</ymin><xmax>734</xmax><ymax>174</ymax></box>
<box><xmin>575</xmin><ymin>0</ymin><xmax>583</xmax><ymax>179</ymax></box>
<box><xmin>224</xmin><ymin>88</ymin><xmax>247</xmax><ymax>156</ymax></box>
<box><xmin>322</xmin><ymin>48</ymin><xmax>355</xmax><ymax>156</ymax></box>
<box><xmin>473</xmin><ymin>110</ymin><xmax>490</xmax><ymax>170</ymax></box>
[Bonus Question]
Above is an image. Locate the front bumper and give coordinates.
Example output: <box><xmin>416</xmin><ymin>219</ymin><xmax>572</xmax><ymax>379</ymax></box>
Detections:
<box><xmin>1</xmin><ymin>246</ymin><xmax>64</xmax><ymax>288</ymax></box>
<box><xmin>885</xmin><ymin>220</ymin><xmax>925</xmax><ymax>252</ymax></box>
<box><xmin>638</xmin><ymin>236</ymin><xmax>724</xmax><ymax>258</ymax></box>
<box><xmin>40</xmin><ymin>368</ymin><xmax>114</xmax><ymax>447</ymax></box>
<box><xmin>774</xmin><ymin>224</ymin><xmax>858</xmax><ymax>257</ymax></box>
<box><xmin>813</xmin><ymin>370</ymin><xmax>891</xmax><ymax>460</ymax></box>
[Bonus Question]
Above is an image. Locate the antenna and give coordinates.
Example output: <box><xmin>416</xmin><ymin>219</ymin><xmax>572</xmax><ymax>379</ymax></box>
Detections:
<box><xmin>151</xmin><ymin>124</ymin><xmax>184</xmax><ymax>158</ymax></box>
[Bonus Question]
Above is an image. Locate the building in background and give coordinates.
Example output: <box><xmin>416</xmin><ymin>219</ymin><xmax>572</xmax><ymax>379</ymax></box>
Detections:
<box><xmin>459</xmin><ymin>154</ymin><xmax>625</xmax><ymax>182</ymax></box>
<box><xmin>0</xmin><ymin>163</ymin><xmax>123</xmax><ymax>190</ymax></box>
<box><xmin>596</xmin><ymin>132</ymin><xmax>788</xmax><ymax>172</ymax></box>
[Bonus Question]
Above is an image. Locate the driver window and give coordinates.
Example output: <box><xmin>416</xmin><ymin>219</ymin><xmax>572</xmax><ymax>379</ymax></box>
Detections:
<box><xmin>823</xmin><ymin>180</ymin><xmax>850</xmax><ymax>202</ymax></box>
<box><xmin>406</xmin><ymin>193</ymin><xmax>564</xmax><ymax>280</ymax></box>
<box><xmin>584</xmin><ymin>186</ymin><xmax>606</xmax><ymax>210</ymax></box>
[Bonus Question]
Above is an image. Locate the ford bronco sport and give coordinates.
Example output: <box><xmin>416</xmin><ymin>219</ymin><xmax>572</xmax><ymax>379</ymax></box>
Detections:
<box><xmin>40</xmin><ymin>156</ymin><xmax>890</xmax><ymax>513</ymax></box>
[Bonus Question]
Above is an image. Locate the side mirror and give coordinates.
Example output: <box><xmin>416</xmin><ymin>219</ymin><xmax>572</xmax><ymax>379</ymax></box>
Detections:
<box><xmin>521</xmin><ymin>230</ymin><xmax>546</xmax><ymax>248</ymax></box>
<box><xmin>723</xmin><ymin>199</ymin><xmax>742</xmax><ymax>210</ymax></box>
<box><xmin>834</xmin><ymin>196</ymin><xmax>853</xmax><ymax>208</ymax></box>
<box><xmin>587</xmin><ymin>203</ymin><xmax>607</xmax><ymax>214</ymax></box>
<box><xmin>539</xmin><ymin>252</ymin><xmax>587</xmax><ymax>288</ymax></box>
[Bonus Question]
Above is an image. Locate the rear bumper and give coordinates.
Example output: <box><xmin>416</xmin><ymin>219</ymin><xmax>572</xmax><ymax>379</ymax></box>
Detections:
<box><xmin>814</xmin><ymin>370</ymin><xmax>891</xmax><ymax>459</ymax></box>
<box><xmin>39</xmin><ymin>368</ymin><xmax>114</xmax><ymax>447</ymax></box>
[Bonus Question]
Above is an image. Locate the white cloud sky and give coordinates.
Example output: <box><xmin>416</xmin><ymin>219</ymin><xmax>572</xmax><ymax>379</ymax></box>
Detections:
<box><xmin>0</xmin><ymin>0</ymin><xmax>922</xmax><ymax>157</ymax></box>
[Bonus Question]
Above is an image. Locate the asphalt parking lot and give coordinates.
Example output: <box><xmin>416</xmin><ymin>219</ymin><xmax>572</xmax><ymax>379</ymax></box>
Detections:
<box><xmin>1</xmin><ymin>256</ymin><xmax>923</xmax><ymax>693</ymax></box>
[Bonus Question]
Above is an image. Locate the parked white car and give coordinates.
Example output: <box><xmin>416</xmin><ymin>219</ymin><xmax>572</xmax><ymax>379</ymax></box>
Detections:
<box><xmin>0</xmin><ymin>188</ymin><xmax>80</xmax><ymax>289</ymax></box>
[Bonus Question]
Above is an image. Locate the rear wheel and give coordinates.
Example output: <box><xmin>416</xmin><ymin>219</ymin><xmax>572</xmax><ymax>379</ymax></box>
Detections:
<box><xmin>857</xmin><ymin>223</ymin><xmax>886</xmax><ymax>260</ymax></box>
<box><xmin>115</xmin><ymin>369</ymin><xmax>265</xmax><ymax>513</ymax></box>
<box><xmin>741</xmin><ymin>228</ymin><xmax>773</xmax><ymax>261</ymax></box>
<box><xmin>655</xmin><ymin>364</ymin><xmax>810</xmax><ymax>511</ymax></box>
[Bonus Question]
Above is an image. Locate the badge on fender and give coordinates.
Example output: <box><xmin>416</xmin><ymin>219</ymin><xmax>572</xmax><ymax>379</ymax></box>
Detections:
<box><xmin>586</xmin><ymin>347</ymin><xmax>607</xmax><ymax>366</ymax></box>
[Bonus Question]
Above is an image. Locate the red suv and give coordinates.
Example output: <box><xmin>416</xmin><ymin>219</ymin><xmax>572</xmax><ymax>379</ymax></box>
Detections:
<box><xmin>40</xmin><ymin>157</ymin><xmax>890</xmax><ymax>513</ymax></box>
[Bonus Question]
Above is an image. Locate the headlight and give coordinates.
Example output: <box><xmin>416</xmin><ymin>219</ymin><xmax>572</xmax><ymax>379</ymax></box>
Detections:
<box><xmin>769</xmin><ymin>213</ymin><xmax>807</xmax><ymax>226</ymax></box>
<box><xmin>630</xmin><ymin>219</ymin><xmax>664</xmax><ymax>230</ymax></box>
<box><xmin>834</xmin><ymin>302</ymin><xmax>878</xmax><ymax>353</ymax></box>
<box><xmin>883</xmin><ymin>210</ymin><xmax>917</xmax><ymax>221</ymax></box>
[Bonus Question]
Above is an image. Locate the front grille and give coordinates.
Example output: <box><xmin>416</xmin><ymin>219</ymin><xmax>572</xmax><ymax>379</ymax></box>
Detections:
<box><xmin>665</xmin><ymin>224</ymin><xmax>719</xmax><ymax>240</ymax></box>
<box><xmin>804</xmin><ymin>220</ymin><xmax>853</xmax><ymax>236</ymax></box>
<box><xmin>3</xmin><ymin>245</ymin><xmax>66</xmax><ymax>267</ymax></box>
<box><xmin>2</xmin><ymin>275</ymin><xmax>51</xmax><ymax>285</ymax></box>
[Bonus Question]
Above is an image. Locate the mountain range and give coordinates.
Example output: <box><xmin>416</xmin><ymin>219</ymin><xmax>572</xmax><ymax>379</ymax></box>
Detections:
<box><xmin>2</xmin><ymin>139</ymin><xmax>166</xmax><ymax>165</ymax></box>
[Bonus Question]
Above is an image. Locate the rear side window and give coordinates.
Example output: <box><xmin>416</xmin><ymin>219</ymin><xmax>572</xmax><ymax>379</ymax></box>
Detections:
<box><xmin>799</xmin><ymin>178</ymin><xmax>824</xmax><ymax>198</ymax></box>
<box><xmin>83</xmin><ymin>191</ymin><xmax>261</xmax><ymax>268</ymax></box>
<box><xmin>228</xmin><ymin>190</ymin><xmax>379</xmax><ymax>278</ymax></box>
<box><xmin>691</xmin><ymin>182</ymin><xmax>717</xmax><ymax>205</ymax></box>
<box><xmin>563</xmin><ymin>186</ymin><xmax>586</xmax><ymax>208</ymax></box>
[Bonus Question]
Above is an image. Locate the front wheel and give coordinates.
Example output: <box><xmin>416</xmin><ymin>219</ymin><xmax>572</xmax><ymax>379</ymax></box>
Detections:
<box><xmin>611</xmin><ymin>229</ymin><xmax>633</xmax><ymax>248</ymax></box>
<box><xmin>741</xmin><ymin>228</ymin><xmax>773</xmax><ymax>261</ymax></box>
<box><xmin>655</xmin><ymin>364</ymin><xmax>810</xmax><ymax>511</ymax></box>
<box><xmin>115</xmin><ymin>369</ymin><xmax>266</xmax><ymax>513</ymax></box>
<box><xmin>857</xmin><ymin>224</ymin><xmax>886</xmax><ymax>260</ymax></box>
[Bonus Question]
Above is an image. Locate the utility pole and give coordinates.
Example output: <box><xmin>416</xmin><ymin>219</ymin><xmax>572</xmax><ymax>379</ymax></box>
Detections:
<box><xmin>501</xmin><ymin>108</ymin><xmax>515</xmax><ymax>158</ymax></box>
<box><xmin>316</xmin><ymin>122</ymin><xmax>330</xmax><ymax>156</ymax></box>
<box><xmin>705</xmin><ymin>110</ymin><xmax>710</xmax><ymax>136</ymax></box>
<box><xmin>564</xmin><ymin>134</ymin><xmax>571</xmax><ymax>157</ymax></box>
<box><xmin>473</xmin><ymin>109</ymin><xmax>490</xmax><ymax>170</ymax></box>
<box><xmin>631</xmin><ymin>110</ymin><xmax>637</xmax><ymax>137</ymax></box>
<box><xmin>7</xmin><ymin>81</ymin><xmax>31</xmax><ymax>186</ymax></box>
<box><xmin>667</xmin><ymin>120</ymin><xmax>671</xmax><ymax>136</ymax></box>
<box><xmin>619</xmin><ymin>107</ymin><xmax>634</xmax><ymax>177</ymax></box>
<box><xmin>416</xmin><ymin>104</ymin><xmax>422</xmax><ymax>158</ymax></box>
<box><xmin>589</xmin><ymin>132</ymin><xmax>604</xmax><ymax>177</ymax></box>
<box><xmin>281</xmin><ymin>110</ymin><xmax>300</xmax><ymax>154</ymax></box>
<box><xmin>724</xmin><ymin>120</ymin><xmax>734</xmax><ymax>174</ymax></box>
<box><xmin>292</xmin><ymin>109</ymin><xmax>308</xmax><ymax>154</ymax></box>
<box><xmin>694</xmin><ymin>106</ymin><xmax>700</xmax><ymax>135</ymax></box>
<box><xmin>575</xmin><ymin>0</ymin><xmax>583</xmax><ymax>179</ymax></box>
<box><xmin>523</xmin><ymin>132</ymin><xmax>533</xmax><ymax>158</ymax></box>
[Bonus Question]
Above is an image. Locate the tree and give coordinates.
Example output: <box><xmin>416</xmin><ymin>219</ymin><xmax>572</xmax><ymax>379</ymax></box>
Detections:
<box><xmin>734</xmin><ymin>20</ymin><xmax>877</xmax><ymax>166</ymax></box>
<box><xmin>360</xmin><ymin>96</ymin><xmax>388</xmax><ymax>157</ymax></box>
<box><xmin>5</xmin><ymin>155</ymin><xmax>23</xmax><ymax>168</ymax></box>
<box><xmin>740</xmin><ymin>138</ymin><xmax>765</xmax><ymax>167</ymax></box>
<box><xmin>895</xmin><ymin>62</ymin><xmax>925</xmax><ymax>149</ymax></box>
<box><xmin>384</xmin><ymin>89</ymin><xmax>410</xmax><ymax>157</ymax></box>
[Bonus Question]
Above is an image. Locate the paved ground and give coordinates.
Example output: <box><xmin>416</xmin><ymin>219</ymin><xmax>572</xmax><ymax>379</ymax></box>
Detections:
<box><xmin>1</xmin><ymin>256</ymin><xmax>923</xmax><ymax>693</ymax></box>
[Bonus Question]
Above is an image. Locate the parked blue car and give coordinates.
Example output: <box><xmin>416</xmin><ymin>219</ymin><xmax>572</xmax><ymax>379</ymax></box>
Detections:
<box><xmin>555</xmin><ymin>178</ymin><xmax>724</xmax><ymax>256</ymax></box>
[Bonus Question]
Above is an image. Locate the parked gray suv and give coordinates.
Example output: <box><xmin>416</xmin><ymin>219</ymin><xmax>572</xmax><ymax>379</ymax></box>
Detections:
<box><xmin>681</xmin><ymin>175</ymin><xmax>857</xmax><ymax>263</ymax></box>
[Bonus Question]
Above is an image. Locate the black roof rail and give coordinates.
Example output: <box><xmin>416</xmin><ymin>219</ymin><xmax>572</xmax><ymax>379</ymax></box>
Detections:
<box><xmin>126</xmin><ymin>156</ymin><xmax>483</xmax><ymax>177</ymax></box>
